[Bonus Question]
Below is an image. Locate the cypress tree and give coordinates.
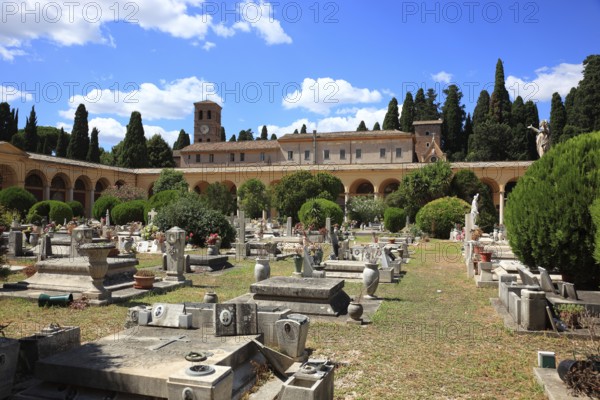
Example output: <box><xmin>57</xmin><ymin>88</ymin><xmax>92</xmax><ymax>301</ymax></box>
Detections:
<box><xmin>489</xmin><ymin>59</ymin><xmax>512</xmax><ymax>124</ymax></box>
<box><xmin>173</xmin><ymin>129</ymin><xmax>190</xmax><ymax>150</ymax></box>
<box><xmin>260</xmin><ymin>125</ymin><xmax>268</xmax><ymax>140</ymax></box>
<box><xmin>565</xmin><ymin>87</ymin><xmax>578</xmax><ymax>126</ymax></box>
<box><xmin>23</xmin><ymin>106</ymin><xmax>38</xmax><ymax>152</ymax></box>
<box><xmin>238</xmin><ymin>130</ymin><xmax>247</xmax><ymax>141</ymax></box>
<box><xmin>229</xmin><ymin>134</ymin><xmax>237</xmax><ymax>142</ymax></box>
<box><xmin>473</xmin><ymin>90</ymin><xmax>491</xmax><ymax>127</ymax></box>
<box><xmin>356</xmin><ymin>120</ymin><xmax>368</xmax><ymax>131</ymax></box>
<box><xmin>382</xmin><ymin>97</ymin><xmax>400</xmax><ymax>130</ymax></box>
<box><xmin>424</xmin><ymin>88</ymin><xmax>440</xmax><ymax>120</ymax></box>
<box><xmin>550</xmin><ymin>92</ymin><xmax>567</xmax><ymax>143</ymax></box>
<box><xmin>570</xmin><ymin>55</ymin><xmax>600</xmax><ymax>132</ymax></box>
<box><xmin>510</xmin><ymin>96</ymin><xmax>526</xmax><ymax>127</ymax></box>
<box><xmin>67</xmin><ymin>104</ymin><xmax>90</xmax><ymax>160</ymax></box>
<box><xmin>508</xmin><ymin>96</ymin><xmax>529</xmax><ymax>160</ymax></box>
<box><xmin>10</xmin><ymin>109</ymin><xmax>18</xmax><ymax>139</ymax></box>
<box><xmin>270</xmin><ymin>133</ymin><xmax>277</xmax><ymax>140</ymax></box>
<box><xmin>293</xmin><ymin>129</ymin><xmax>299</xmax><ymax>134</ymax></box>
<box><xmin>0</xmin><ymin>102</ymin><xmax>11</xmax><ymax>141</ymax></box>
<box><xmin>147</xmin><ymin>134</ymin><xmax>175</xmax><ymax>168</ymax></box>
<box><xmin>56</xmin><ymin>127</ymin><xmax>68</xmax><ymax>157</ymax></box>
<box><xmin>463</xmin><ymin>113</ymin><xmax>473</xmax><ymax>156</ymax></box>
<box><xmin>220</xmin><ymin>127</ymin><xmax>226</xmax><ymax>141</ymax></box>
<box><xmin>300</xmin><ymin>124</ymin><xmax>307</xmax><ymax>134</ymax></box>
<box><xmin>372</xmin><ymin>122</ymin><xmax>381</xmax><ymax>131</ymax></box>
<box><xmin>87</xmin><ymin>127</ymin><xmax>100</xmax><ymax>162</ymax></box>
<box><xmin>524</xmin><ymin>100</ymin><xmax>540</xmax><ymax>159</ymax></box>
<box><xmin>118</xmin><ymin>111</ymin><xmax>149</xmax><ymax>168</ymax></box>
<box><xmin>413</xmin><ymin>89</ymin><xmax>427</xmax><ymax>121</ymax></box>
<box><xmin>441</xmin><ymin>85</ymin><xmax>465</xmax><ymax>159</ymax></box>
<box><xmin>399</xmin><ymin>92</ymin><xmax>414</xmax><ymax>132</ymax></box>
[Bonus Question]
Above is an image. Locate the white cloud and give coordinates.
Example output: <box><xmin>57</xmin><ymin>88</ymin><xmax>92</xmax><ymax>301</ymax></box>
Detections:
<box><xmin>0</xmin><ymin>84</ymin><xmax>32</xmax><ymax>102</ymax></box>
<box><xmin>202</xmin><ymin>41</ymin><xmax>216</xmax><ymax>51</ymax></box>
<box><xmin>59</xmin><ymin>76</ymin><xmax>222</xmax><ymax>121</ymax></box>
<box><xmin>282</xmin><ymin>78</ymin><xmax>382</xmax><ymax>115</ymax></box>
<box><xmin>506</xmin><ymin>62</ymin><xmax>583</xmax><ymax>102</ymax></box>
<box><xmin>431</xmin><ymin>71</ymin><xmax>453</xmax><ymax>84</ymax></box>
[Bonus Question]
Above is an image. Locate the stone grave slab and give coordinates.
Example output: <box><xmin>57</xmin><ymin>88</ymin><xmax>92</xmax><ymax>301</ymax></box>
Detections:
<box><xmin>215</xmin><ymin>303</ymin><xmax>237</xmax><ymax>336</ymax></box>
<box><xmin>236</xmin><ymin>303</ymin><xmax>258</xmax><ymax>336</ymax></box>
<box><xmin>537</xmin><ymin>267</ymin><xmax>557</xmax><ymax>294</ymax></box>
<box><xmin>148</xmin><ymin>303</ymin><xmax>186</xmax><ymax>328</ymax></box>
<box><xmin>188</xmin><ymin>254</ymin><xmax>229</xmax><ymax>270</ymax></box>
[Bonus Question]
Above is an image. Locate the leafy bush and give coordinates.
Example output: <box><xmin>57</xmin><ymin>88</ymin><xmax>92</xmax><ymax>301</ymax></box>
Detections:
<box><xmin>92</xmin><ymin>196</ymin><xmax>122</xmax><ymax>220</ymax></box>
<box><xmin>201</xmin><ymin>182</ymin><xmax>236</xmax><ymax>216</ymax></box>
<box><xmin>298</xmin><ymin>198</ymin><xmax>343</xmax><ymax>229</ymax></box>
<box><xmin>154</xmin><ymin>193</ymin><xmax>235</xmax><ymax>247</ymax></box>
<box><xmin>153</xmin><ymin>169</ymin><xmax>188</xmax><ymax>193</ymax></box>
<box><xmin>111</xmin><ymin>200</ymin><xmax>147</xmax><ymax>225</ymax></box>
<box><xmin>102</xmin><ymin>184</ymin><xmax>147</xmax><ymax>201</ymax></box>
<box><xmin>384</xmin><ymin>207</ymin><xmax>406</xmax><ymax>233</ymax></box>
<box><xmin>504</xmin><ymin>132</ymin><xmax>600</xmax><ymax>288</ymax></box>
<box><xmin>238</xmin><ymin>178</ymin><xmax>270</xmax><ymax>219</ymax></box>
<box><xmin>591</xmin><ymin>199</ymin><xmax>600</xmax><ymax>266</ymax></box>
<box><xmin>0</xmin><ymin>187</ymin><xmax>37</xmax><ymax>218</ymax></box>
<box><xmin>67</xmin><ymin>200</ymin><xmax>85</xmax><ymax>217</ymax></box>
<box><xmin>144</xmin><ymin>190</ymin><xmax>182</xmax><ymax>223</ymax></box>
<box><xmin>416</xmin><ymin>197</ymin><xmax>470</xmax><ymax>238</ymax></box>
<box><xmin>347</xmin><ymin>196</ymin><xmax>385</xmax><ymax>224</ymax></box>
<box><xmin>27</xmin><ymin>200</ymin><xmax>73</xmax><ymax>224</ymax></box>
<box><xmin>449</xmin><ymin>169</ymin><xmax>497</xmax><ymax>232</ymax></box>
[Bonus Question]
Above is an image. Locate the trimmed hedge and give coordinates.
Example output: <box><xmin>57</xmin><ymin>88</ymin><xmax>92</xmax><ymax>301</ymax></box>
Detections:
<box><xmin>384</xmin><ymin>207</ymin><xmax>406</xmax><ymax>233</ymax></box>
<box><xmin>67</xmin><ymin>200</ymin><xmax>85</xmax><ymax>217</ymax></box>
<box><xmin>298</xmin><ymin>198</ymin><xmax>343</xmax><ymax>229</ymax></box>
<box><xmin>111</xmin><ymin>200</ymin><xmax>147</xmax><ymax>225</ymax></box>
<box><xmin>504</xmin><ymin>131</ymin><xmax>600</xmax><ymax>288</ymax></box>
<box><xmin>0</xmin><ymin>187</ymin><xmax>37</xmax><ymax>218</ymax></box>
<box><xmin>27</xmin><ymin>200</ymin><xmax>73</xmax><ymax>224</ymax></box>
<box><xmin>416</xmin><ymin>197</ymin><xmax>470</xmax><ymax>238</ymax></box>
<box><xmin>93</xmin><ymin>196</ymin><xmax>122</xmax><ymax>221</ymax></box>
<box><xmin>144</xmin><ymin>190</ymin><xmax>181</xmax><ymax>223</ymax></box>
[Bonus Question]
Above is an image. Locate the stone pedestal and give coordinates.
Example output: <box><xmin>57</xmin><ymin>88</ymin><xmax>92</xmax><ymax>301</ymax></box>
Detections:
<box><xmin>165</xmin><ymin>227</ymin><xmax>186</xmax><ymax>282</ymax></box>
<box><xmin>8</xmin><ymin>230</ymin><xmax>23</xmax><ymax>257</ymax></box>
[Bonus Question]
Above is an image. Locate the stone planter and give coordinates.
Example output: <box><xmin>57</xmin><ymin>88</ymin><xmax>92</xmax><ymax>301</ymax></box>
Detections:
<box><xmin>79</xmin><ymin>243</ymin><xmax>114</xmax><ymax>300</ymax></box>
<box><xmin>254</xmin><ymin>257</ymin><xmax>271</xmax><ymax>282</ymax></box>
<box><xmin>293</xmin><ymin>255</ymin><xmax>303</xmax><ymax>274</ymax></box>
<box><xmin>133</xmin><ymin>275</ymin><xmax>154</xmax><ymax>289</ymax></box>
<box><xmin>203</xmin><ymin>291</ymin><xmax>218</xmax><ymax>303</ymax></box>
<box><xmin>207</xmin><ymin>244</ymin><xmax>219</xmax><ymax>256</ymax></box>
<box><xmin>123</xmin><ymin>237</ymin><xmax>134</xmax><ymax>253</ymax></box>
<box><xmin>363</xmin><ymin>262</ymin><xmax>380</xmax><ymax>299</ymax></box>
<box><xmin>480</xmin><ymin>251</ymin><xmax>493</xmax><ymax>262</ymax></box>
<box><xmin>347</xmin><ymin>302</ymin><xmax>363</xmax><ymax>321</ymax></box>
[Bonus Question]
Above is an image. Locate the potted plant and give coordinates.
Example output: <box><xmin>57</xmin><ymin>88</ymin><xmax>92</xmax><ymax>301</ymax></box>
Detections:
<box><xmin>206</xmin><ymin>233</ymin><xmax>221</xmax><ymax>256</ymax></box>
<box><xmin>133</xmin><ymin>268</ymin><xmax>155</xmax><ymax>289</ymax></box>
<box><xmin>480</xmin><ymin>251</ymin><xmax>493</xmax><ymax>262</ymax></box>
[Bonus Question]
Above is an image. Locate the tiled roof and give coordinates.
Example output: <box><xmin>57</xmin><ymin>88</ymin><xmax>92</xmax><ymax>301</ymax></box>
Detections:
<box><xmin>278</xmin><ymin>130</ymin><xmax>412</xmax><ymax>141</ymax></box>
<box><xmin>413</xmin><ymin>120</ymin><xmax>443</xmax><ymax>125</ymax></box>
<box><xmin>181</xmin><ymin>140</ymin><xmax>280</xmax><ymax>152</ymax></box>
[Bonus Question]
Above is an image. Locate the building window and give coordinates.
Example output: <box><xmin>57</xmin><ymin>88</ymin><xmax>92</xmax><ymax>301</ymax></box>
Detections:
<box><xmin>198</xmin><ymin>138</ymin><xmax>202</xmax><ymax>143</ymax></box>
<box><xmin>304</xmin><ymin>150</ymin><xmax>310</xmax><ymax>161</ymax></box>
<box><xmin>187</xmin><ymin>155</ymin><xmax>190</xmax><ymax>162</ymax></box>
<box><xmin>240</xmin><ymin>153</ymin><xmax>245</xmax><ymax>162</ymax></box>
<box><xmin>196</xmin><ymin>154</ymin><xmax>201</xmax><ymax>163</ymax></box>
<box><xmin>230</xmin><ymin>153</ymin><xmax>235</xmax><ymax>162</ymax></box>
<box><xmin>426</xmin><ymin>142</ymin><xmax>430</xmax><ymax>148</ymax></box>
<box><xmin>340</xmin><ymin>149</ymin><xmax>346</xmax><ymax>160</ymax></box>
<box><xmin>396</xmin><ymin>148</ymin><xmax>402</xmax><ymax>158</ymax></box>
<box><xmin>288</xmin><ymin>151</ymin><xmax>294</xmax><ymax>161</ymax></box>
<box><xmin>324</xmin><ymin>149</ymin><xmax>330</xmax><ymax>160</ymax></box>
<box><xmin>425</xmin><ymin>131</ymin><xmax>430</xmax><ymax>136</ymax></box>
<box><xmin>209</xmin><ymin>154</ymin><xmax>214</xmax><ymax>163</ymax></box>
<box><xmin>356</xmin><ymin>149</ymin><xmax>362</xmax><ymax>159</ymax></box>
<box><xmin>260</xmin><ymin>152</ymin><xmax>265</xmax><ymax>161</ymax></box>
<box><xmin>380</xmin><ymin>148</ymin><xmax>386</xmax><ymax>158</ymax></box>
<box><xmin>208</xmin><ymin>110</ymin><xmax>212</xmax><ymax>119</ymax></box>
<box><xmin>431</xmin><ymin>156</ymin><xmax>438</xmax><ymax>162</ymax></box>
<box><xmin>199</xmin><ymin>110</ymin><xmax>203</xmax><ymax>120</ymax></box>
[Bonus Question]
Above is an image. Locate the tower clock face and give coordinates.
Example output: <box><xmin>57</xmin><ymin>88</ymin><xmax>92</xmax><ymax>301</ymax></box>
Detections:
<box><xmin>200</xmin><ymin>125</ymin><xmax>209</xmax><ymax>134</ymax></box>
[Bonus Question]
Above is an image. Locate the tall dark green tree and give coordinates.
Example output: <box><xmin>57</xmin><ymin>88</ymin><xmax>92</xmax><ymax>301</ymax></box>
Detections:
<box><xmin>399</xmin><ymin>92</ymin><xmax>414</xmax><ymax>132</ymax></box>
<box><xmin>550</xmin><ymin>92</ymin><xmax>567</xmax><ymax>143</ymax></box>
<box><xmin>382</xmin><ymin>97</ymin><xmax>400</xmax><ymax>130</ymax></box>
<box><xmin>260</xmin><ymin>125</ymin><xmax>268</xmax><ymax>140</ymax></box>
<box><xmin>55</xmin><ymin>127</ymin><xmax>68</xmax><ymax>157</ymax></box>
<box><xmin>356</xmin><ymin>120</ymin><xmax>368</xmax><ymax>131</ymax></box>
<box><xmin>173</xmin><ymin>129</ymin><xmax>190</xmax><ymax>150</ymax></box>
<box><xmin>510</xmin><ymin>96</ymin><xmax>526</xmax><ymax>126</ymax></box>
<box><xmin>570</xmin><ymin>55</ymin><xmax>600</xmax><ymax>133</ymax></box>
<box><xmin>220</xmin><ymin>127</ymin><xmax>226</xmax><ymax>142</ymax></box>
<box><xmin>67</xmin><ymin>104</ymin><xmax>90</xmax><ymax>160</ymax></box>
<box><xmin>300</xmin><ymin>124</ymin><xmax>307</xmax><ymax>134</ymax></box>
<box><xmin>472</xmin><ymin>90</ymin><xmax>491</xmax><ymax>127</ymax></box>
<box><xmin>270</xmin><ymin>133</ymin><xmax>277</xmax><ymax>140</ymax></box>
<box><xmin>147</xmin><ymin>134</ymin><xmax>175</xmax><ymax>168</ymax></box>
<box><xmin>508</xmin><ymin>96</ymin><xmax>529</xmax><ymax>160</ymax></box>
<box><xmin>565</xmin><ymin>87</ymin><xmax>578</xmax><ymax>126</ymax></box>
<box><xmin>229</xmin><ymin>134</ymin><xmax>237</xmax><ymax>142</ymax></box>
<box><xmin>372</xmin><ymin>122</ymin><xmax>381</xmax><ymax>131</ymax></box>
<box><xmin>413</xmin><ymin>88</ymin><xmax>427</xmax><ymax>121</ymax></box>
<box><xmin>293</xmin><ymin>129</ymin><xmax>299</xmax><ymax>134</ymax></box>
<box><xmin>424</xmin><ymin>88</ymin><xmax>441</xmax><ymax>119</ymax></box>
<box><xmin>523</xmin><ymin>100</ymin><xmax>540</xmax><ymax>159</ymax></box>
<box><xmin>441</xmin><ymin>84</ymin><xmax>465</xmax><ymax>160</ymax></box>
<box><xmin>466</xmin><ymin>121</ymin><xmax>512</xmax><ymax>161</ymax></box>
<box><xmin>23</xmin><ymin>106</ymin><xmax>38</xmax><ymax>152</ymax></box>
<box><xmin>118</xmin><ymin>111</ymin><xmax>149</xmax><ymax>168</ymax></box>
<box><xmin>463</xmin><ymin>113</ymin><xmax>473</xmax><ymax>156</ymax></box>
<box><xmin>36</xmin><ymin>136</ymin><xmax>50</xmax><ymax>155</ymax></box>
<box><xmin>86</xmin><ymin>127</ymin><xmax>100</xmax><ymax>162</ymax></box>
<box><xmin>238</xmin><ymin>129</ymin><xmax>254</xmax><ymax>141</ymax></box>
<box><xmin>489</xmin><ymin>59</ymin><xmax>512</xmax><ymax>124</ymax></box>
<box><xmin>0</xmin><ymin>102</ymin><xmax>15</xmax><ymax>141</ymax></box>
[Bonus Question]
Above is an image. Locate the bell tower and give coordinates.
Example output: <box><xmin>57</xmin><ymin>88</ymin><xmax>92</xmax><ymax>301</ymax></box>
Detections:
<box><xmin>193</xmin><ymin>100</ymin><xmax>222</xmax><ymax>143</ymax></box>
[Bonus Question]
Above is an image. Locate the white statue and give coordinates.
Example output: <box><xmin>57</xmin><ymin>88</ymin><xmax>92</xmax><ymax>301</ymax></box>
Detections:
<box><xmin>471</xmin><ymin>193</ymin><xmax>479</xmax><ymax>225</ymax></box>
<box><xmin>528</xmin><ymin>120</ymin><xmax>550</xmax><ymax>157</ymax></box>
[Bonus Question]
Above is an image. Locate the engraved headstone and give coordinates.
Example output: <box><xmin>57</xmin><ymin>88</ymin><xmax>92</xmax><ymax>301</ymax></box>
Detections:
<box><xmin>236</xmin><ymin>303</ymin><xmax>258</xmax><ymax>336</ymax></box>
<box><xmin>235</xmin><ymin>211</ymin><xmax>247</xmax><ymax>258</ymax></box>
<box><xmin>148</xmin><ymin>303</ymin><xmax>186</xmax><ymax>328</ymax></box>
<box><xmin>286</xmin><ymin>216</ymin><xmax>293</xmax><ymax>237</ymax></box>
<box><xmin>517</xmin><ymin>266</ymin><xmax>540</xmax><ymax>286</ymax></box>
<box><xmin>165</xmin><ymin>226</ymin><xmax>185</xmax><ymax>282</ymax></box>
<box><xmin>215</xmin><ymin>303</ymin><xmax>237</xmax><ymax>336</ymax></box>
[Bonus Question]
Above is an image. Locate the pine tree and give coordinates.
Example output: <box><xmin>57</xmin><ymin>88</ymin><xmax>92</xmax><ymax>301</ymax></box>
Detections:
<box><xmin>23</xmin><ymin>106</ymin><xmax>38</xmax><ymax>152</ymax></box>
<box><xmin>173</xmin><ymin>129</ymin><xmax>190</xmax><ymax>150</ymax></box>
<box><xmin>356</xmin><ymin>120</ymin><xmax>368</xmax><ymax>131</ymax></box>
<box><xmin>372</xmin><ymin>122</ymin><xmax>381</xmax><ymax>131</ymax></box>
<box><xmin>260</xmin><ymin>125</ymin><xmax>268</xmax><ymax>140</ymax></box>
<box><xmin>413</xmin><ymin>89</ymin><xmax>427</xmax><ymax>121</ymax></box>
<box><xmin>87</xmin><ymin>127</ymin><xmax>100</xmax><ymax>162</ymax></box>
<box><xmin>472</xmin><ymin>90</ymin><xmax>491</xmax><ymax>127</ymax></box>
<box><xmin>220</xmin><ymin>127</ymin><xmax>226</xmax><ymax>142</ymax></box>
<box><xmin>55</xmin><ymin>127</ymin><xmax>68</xmax><ymax>157</ymax></box>
<box><xmin>399</xmin><ymin>92</ymin><xmax>414</xmax><ymax>131</ymax></box>
<box><xmin>489</xmin><ymin>59</ymin><xmax>512</xmax><ymax>124</ymax></box>
<box><xmin>424</xmin><ymin>88</ymin><xmax>440</xmax><ymax>120</ymax></box>
<box><xmin>441</xmin><ymin>85</ymin><xmax>465</xmax><ymax>160</ymax></box>
<box><xmin>118</xmin><ymin>111</ymin><xmax>149</xmax><ymax>168</ymax></box>
<box><xmin>270</xmin><ymin>133</ymin><xmax>277</xmax><ymax>140</ymax></box>
<box><xmin>147</xmin><ymin>134</ymin><xmax>175</xmax><ymax>168</ymax></box>
<box><xmin>382</xmin><ymin>97</ymin><xmax>400</xmax><ymax>130</ymax></box>
<box><xmin>67</xmin><ymin>104</ymin><xmax>90</xmax><ymax>160</ymax></box>
<box><xmin>300</xmin><ymin>124</ymin><xmax>307</xmax><ymax>134</ymax></box>
<box><xmin>550</xmin><ymin>92</ymin><xmax>567</xmax><ymax>143</ymax></box>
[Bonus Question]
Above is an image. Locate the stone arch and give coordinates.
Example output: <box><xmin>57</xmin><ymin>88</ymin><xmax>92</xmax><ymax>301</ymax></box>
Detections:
<box><xmin>379</xmin><ymin>178</ymin><xmax>400</xmax><ymax>197</ymax></box>
<box><xmin>95</xmin><ymin>178</ymin><xmax>110</xmax><ymax>200</ymax></box>
<box><xmin>115</xmin><ymin>179</ymin><xmax>126</xmax><ymax>189</ymax></box>
<box><xmin>147</xmin><ymin>182</ymin><xmax>155</xmax><ymax>197</ymax></box>
<box><xmin>73</xmin><ymin>175</ymin><xmax>92</xmax><ymax>211</ymax></box>
<box><xmin>25</xmin><ymin>170</ymin><xmax>47</xmax><ymax>201</ymax></box>
<box><xmin>192</xmin><ymin>181</ymin><xmax>210</xmax><ymax>194</ymax></box>
<box><xmin>350</xmin><ymin>179</ymin><xmax>374</xmax><ymax>196</ymax></box>
<box><xmin>504</xmin><ymin>180</ymin><xmax>518</xmax><ymax>201</ymax></box>
<box><xmin>0</xmin><ymin>164</ymin><xmax>18</xmax><ymax>190</ymax></box>
<box><xmin>222</xmin><ymin>180</ymin><xmax>237</xmax><ymax>195</ymax></box>
<box><xmin>50</xmin><ymin>173</ymin><xmax>70</xmax><ymax>202</ymax></box>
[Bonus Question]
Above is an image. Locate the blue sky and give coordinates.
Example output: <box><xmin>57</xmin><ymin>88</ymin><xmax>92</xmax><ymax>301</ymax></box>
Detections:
<box><xmin>0</xmin><ymin>0</ymin><xmax>598</xmax><ymax>150</ymax></box>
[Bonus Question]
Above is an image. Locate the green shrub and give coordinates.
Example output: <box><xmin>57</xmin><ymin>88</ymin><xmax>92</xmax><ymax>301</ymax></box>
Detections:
<box><xmin>93</xmin><ymin>196</ymin><xmax>122</xmax><ymax>220</ymax></box>
<box><xmin>154</xmin><ymin>193</ymin><xmax>235</xmax><ymax>247</ymax></box>
<box><xmin>384</xmin><ymin>207</ymin><xmax>406</xmax><ymax>233</ymax></box>
<box><xmin>0</xmin><ymin>187</ymin><xmax>37</xmax><ymax>218</ymax></box>
<box><xmin>67</xmin><ymin>200</ymin><xmax>85</xmax><ymax>217</ymax></box>
<box><xmin>27</xmin><ymin>200</ymin><xmax>73</xmax><ymax>224</ymax></box>
<box><xmin>347</xmin><ymin>197</ymin><xmax>385</xmax><ymax>224</ymax></box>
<box><xmin>144</xmin><ymin>190</ymin><xmax>182</xmax><ymax>223</ymax></box>
<box><xmin>504</xmin><ymin>131</ymin><xmax>600</xmax><ymax>289</ymax></box>
<box><xmin>416</xmin><ymin>197</ymin><xmax>470</xmax><ymax>238</ymax></box>
<box><xmin>591</xmin><ymin>199</ymin><xmax>600</xmax><ymax>266</ymax></box>
<box><xmin>449</xmin><ymin>169</ymin><xmax>497</xmax><ymax>232</ymax></box>
<box><xmin>298</xmin><ymin>198</ymin><xmax>343</xmax><ymax>229</ymax></box>
<box><xmin>111</xmin><ymin>200</ymin><xmax>147</xmax><ymax>225</ymax></box>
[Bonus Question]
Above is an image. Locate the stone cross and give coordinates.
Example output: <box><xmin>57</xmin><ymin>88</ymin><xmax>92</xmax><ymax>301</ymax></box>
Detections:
<box><xmin>286</xmin><ymin>217</ymin><xmax>292</xmax><ymax>237</ymax></box>
<box><xmin>325</xmin><ymin>218</ymin><xmax>331</xmax><ymax>243</ymax></box>
<box><xmin>148</xmin><ymin>208</ymin><xmax>158</xmax><ymax>224</ymax></box>
<box><xmin>165</xmin><ymin>226</ymin><xmax>186</xmax><ymax>282</ymax></box>
<box><xmin>149</xmin><ymin>335</ymin><xmax>190</xmax><ymax>351</ymax></box>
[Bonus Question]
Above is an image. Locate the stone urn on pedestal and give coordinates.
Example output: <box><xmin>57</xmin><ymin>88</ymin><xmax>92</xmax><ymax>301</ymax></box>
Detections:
<box><xmin>362</xmin><ymin>262</ymin><xmax>380</xmax><ymax>299</ymax></box>
<box><xmin>254</xmin><ymin>257</ymin><xmax>271</xmax><ymax>282</ymax></box>
<box><xmin>79</xmin><ymin>243</ymin><xmax>114</xmax><ymax>301</ymax></box>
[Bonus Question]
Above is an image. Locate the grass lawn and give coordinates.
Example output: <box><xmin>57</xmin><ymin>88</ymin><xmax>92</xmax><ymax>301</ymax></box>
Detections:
<box><xmin>0</xmin><ymin>240</ymin><xmax>590</xmax><ymax>399</ymax></box>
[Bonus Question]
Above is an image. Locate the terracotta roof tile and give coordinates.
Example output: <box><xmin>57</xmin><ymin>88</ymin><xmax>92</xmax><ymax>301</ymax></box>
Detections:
<box><xmin>278</xmin><ymin>130</ymin><xmax>412</xmax><ymax>141</ymax></box>
<box><xmin>181</xmin><ymin>140</ymin><xmax>280</xmax><ymax>152</ymax></box>
<box><xmin>413</xmin><ymin>120</ymin><xmax>443</xmax><ymax>125</ymax></box>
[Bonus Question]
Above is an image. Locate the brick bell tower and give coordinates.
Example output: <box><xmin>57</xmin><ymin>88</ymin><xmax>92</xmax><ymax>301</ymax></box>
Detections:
<box><xmin>193</xmin><ymin>100</ymin><xmax>222</xmax><ymax>143</ymax></box>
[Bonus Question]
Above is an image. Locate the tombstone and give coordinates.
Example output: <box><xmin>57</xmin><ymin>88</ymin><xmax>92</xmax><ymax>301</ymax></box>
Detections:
<box><xmin>325</xmin><ymin>218</ymin><xmax>331</xmax><ymax>243</ymax></box>
<box><xmin>105</xmin><ymin>209</ymin><xmax>110</xmax><ymax>227</ymax></box>
<box><xmin>330</xmin><ymin>228</ymin><xmax>339</xmax><ymax>258</ymax></box>
<box><xmin>381</xmin><ymin>248</ymin><xmax>400</xmax><ymax>275</ymax></box>
<box><xmin>537</xmin><ymin>267</ymin><xmax>557</xmax><ymax>294</ymax></box>
<box><xmin>303</xmin><ymin>247</ymin><xmax>325</xmax><ymax>278</ymax></box>
<box><xmin>235</xmin><ymin>211</ymin><xmax>247</xmax><ymax>258</ymax></box>
<box><xmin>517</xmin><ymin>266</ymin><xmax>540</xmax><ymax>286</ymax></box>
<box><xmin>164</xmin><ymin>226</ymin><xmax>186</xmax><ymax>282</ymax></box>
<box><xmin>148</xmin><ymin>303</ymin><xmax>188</xmax><ymax>328</ymax></box>
<box><xmin>8</xmin><ymin>230</ymin><xmax>23</xmax><ymax>257</ymax></box>
<box><xmin>498</xmin><ymin>274</ymin><xmax>517</xmax><ymax>305</ymax></box>
<box><xmin>508</xmin><ymin>292</ymin><xmax>522</xmax><ymax>325</ymax></box>
<box><xmin>286</xmin><ymin>217</ymin><xmax>293</xmax><ymax>237</ymax></box>
<box><xmin>464</xmin><ymin>213</ymin><xmax>473</xmax><ymax>242</ymax></box>
<box><xmin>520</xmin><ymin>289</ymin><xmax>547</xmax><ymax>331</ymax></box>
<box><xmin>340</xmin><ymin>239</ymin><xmax>349</xmax><ymax>260</ymax></box>
<box><xmin>215</xmin><ymin>303</ymin><xmax>237</xmax><ymax>336</ymax></box>
<box><xmin>38</xmin><ymin>235</ymin><xmax>52</xmax><ymax>260</ymax></box>
<box><xmin>560</xmin><ymin>282</ymin><xmax>579</xmax><ymax>300</ymax></box>
<box><xmin>147</xmin><ymin>208</ymin><xmax>158</xmax><ymax>224</ymax></box>
<box><xmin>275</xmin><ymin>314</ymin><xmax>310</xmax><ymax>359</ymax></box>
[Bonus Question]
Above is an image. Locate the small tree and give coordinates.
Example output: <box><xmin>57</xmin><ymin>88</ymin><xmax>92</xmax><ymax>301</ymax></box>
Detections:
<box><xmin>173</xmin><ymin>129</ymin><xmax>190</xmax><ymax>150</ymax></box>
<box><xmin>298</xmin><ymin>198</ymin><xmax>343</xmax><ymax>229</ymax></box>
<box><xmin>147</xmin><ymin>134</ymin><xmax>175</xmax><ymax>168</ymax></box>
<box><xmin>238</xmin><ymin>178</ymin><xmax>270</xmax><ymax>218</ymax></box>
<box><xmin>384</xmin><ymin>207</ymin><xmax>406</xmax><ymax>233</ymax></box>
<box><xmin>202</xmin><ymin>182</ymin><xmax>236</xmax><ymax>215</ymax></box>
<box><xmin>0</xmin><ymin>187</ymin><xmax>37</xmax><ymax>218</ymax></box>
<box><xmin>347</xmin><ymin>196</ymin><xmax>385</xmax><ymax>224</ymax></box>
<box><xmin>416</xmin><ymin>197</ymin><xmax>470</xmax><ymax>238</ymax></box>
<box><xmin>152</xmin><ymin>169</ymin><xmax>188</xmax><ymax>193</ymax></box>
